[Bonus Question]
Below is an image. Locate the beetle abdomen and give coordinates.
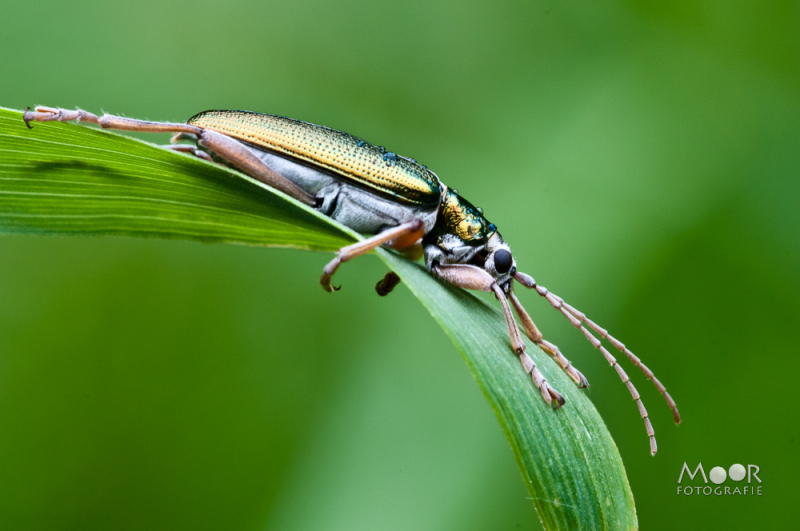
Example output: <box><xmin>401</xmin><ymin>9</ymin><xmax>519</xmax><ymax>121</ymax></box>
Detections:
<box><xmin>188</xmin><ymin>110</ymin><xmax>441</xmax><ymax>207</ymax></box>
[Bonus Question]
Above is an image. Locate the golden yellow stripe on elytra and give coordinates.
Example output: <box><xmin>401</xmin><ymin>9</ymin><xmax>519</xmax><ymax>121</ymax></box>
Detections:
<box><xmin>188</xmin><ymin>111</ymin><xmax>439</xmax><ymax>206</ymax></box>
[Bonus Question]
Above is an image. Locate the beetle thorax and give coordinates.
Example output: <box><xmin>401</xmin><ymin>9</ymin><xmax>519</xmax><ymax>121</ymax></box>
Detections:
<box><xmin>423</xmin><ymin>188</ymin><xmax>516</xmax><ymax>288</ymax></box>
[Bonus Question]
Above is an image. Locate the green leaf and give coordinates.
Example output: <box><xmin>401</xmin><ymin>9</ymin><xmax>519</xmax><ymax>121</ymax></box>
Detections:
<box><xmin>0</xmin><ymin>107</ymin><xmax>636</xmax><ymax>530</ymax></box>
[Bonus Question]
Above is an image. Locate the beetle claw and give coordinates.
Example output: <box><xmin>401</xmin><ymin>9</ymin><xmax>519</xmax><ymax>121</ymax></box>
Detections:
<box><xmin>23</xmin><ymin>107</ymin><xmax>33</xmax><ymax>129</ymax></box>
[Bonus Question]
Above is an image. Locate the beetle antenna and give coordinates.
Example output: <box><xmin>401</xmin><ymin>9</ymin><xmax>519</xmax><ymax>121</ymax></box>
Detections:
<box><xmin>514</xmin><ymin>271</ymin><xmax>680</xmax><ymax>455</ymax></box>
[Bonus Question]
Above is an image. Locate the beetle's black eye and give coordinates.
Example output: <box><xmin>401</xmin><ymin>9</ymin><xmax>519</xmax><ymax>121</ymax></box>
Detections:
<box><xmin>494</xmin><ymin>249</ymin><xmax>513</xmax><ymax>274</ymax></box>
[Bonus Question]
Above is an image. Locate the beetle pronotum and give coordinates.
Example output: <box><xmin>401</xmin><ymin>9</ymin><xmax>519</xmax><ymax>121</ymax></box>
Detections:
<box><xmin>23</xmin><ymin>106</ymin><xmax>680</xmax><ymax>454</ymax></box>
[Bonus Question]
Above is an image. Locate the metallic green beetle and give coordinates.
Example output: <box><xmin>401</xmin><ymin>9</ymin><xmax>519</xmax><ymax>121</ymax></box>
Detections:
<box><xmin>24</xmin><ymin>106</ymin><xmax>680</xmax><ymax>455</ymax></box>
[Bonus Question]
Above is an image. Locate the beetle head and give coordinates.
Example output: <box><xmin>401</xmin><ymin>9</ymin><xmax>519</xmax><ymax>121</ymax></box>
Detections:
<box><xmin>426</xmin><ymin>230</ymin><xmax>517</xmax><ymax>290</ymax></box>
<box><xmin>482</xmin><ymin>231</ymin><xmax>516</xmax><ymax>290</ymax></box>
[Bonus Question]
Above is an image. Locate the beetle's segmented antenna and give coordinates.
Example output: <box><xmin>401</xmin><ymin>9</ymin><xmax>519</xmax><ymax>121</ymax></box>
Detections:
<box><xmin>548</xmin><ymin>292</ymin><xmax>681</xmax><ymax>425</ymax></box>
<box><xmin>514</xmin><ymin>271</ymin><xmax>680</xmax><ymax>455</ymax></box>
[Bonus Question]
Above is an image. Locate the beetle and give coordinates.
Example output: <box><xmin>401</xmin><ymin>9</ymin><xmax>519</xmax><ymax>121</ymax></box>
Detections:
<box><xmin>23</xmin><ymin>106</ymin><xmax>680</xmax><ymax>454</ymax></box>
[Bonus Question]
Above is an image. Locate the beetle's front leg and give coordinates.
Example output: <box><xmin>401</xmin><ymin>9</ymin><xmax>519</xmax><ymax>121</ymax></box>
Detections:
<box><xmin>320</xmin><ymin>219</ymin><xmax>425</xmax><ymax>292</ymax></box>
<box><xmin>431</xmin><ymin>263</ymin><xmax>564</xmax><ymax>407</ymax></box>
<box><xmin>507</xmin><ymin>290</ymin><xmax>589</xmax><ymax>388</ymax></box>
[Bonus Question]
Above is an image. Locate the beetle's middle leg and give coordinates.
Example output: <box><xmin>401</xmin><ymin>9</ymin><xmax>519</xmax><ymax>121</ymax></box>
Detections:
<box><xmin>431</xmin><ymin>263</ymin><xmax>564</xmax><ymax>407</ymax></box>
<box><xmin>23</xmin><ymin>106</ymin><xmax>316</xmax><ymax>206</ymax></box>
<box><xmin>374</xmin><ymin>242</ymin><xmax>423</xmax><ymax>296</ymax></box>
<box><xmin>162</xmin><ymin>143</ymin><xmax>213</xmax><ymax>162</ymax></box>
<box><xmin>320</xmin><ymin>219</ymin><xmax>425</xmax><ymax>292</ymax></box>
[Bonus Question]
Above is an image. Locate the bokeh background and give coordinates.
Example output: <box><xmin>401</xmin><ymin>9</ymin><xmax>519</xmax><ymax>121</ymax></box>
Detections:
<box><xmin>1</xmin><ymin>1</ymin><xmax>797</xmax><ymax>529</ymax></box>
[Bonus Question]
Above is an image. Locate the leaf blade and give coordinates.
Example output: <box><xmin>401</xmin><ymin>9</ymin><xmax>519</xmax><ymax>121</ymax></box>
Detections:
<box><xmin>0</xmin><ymin>107</ymin><xmax>636</xmax><ymax>530</ymax></box>
<box><xmin>379</xmin><ymin>253</ymin><xmax>637</xmax><ymax>530</ymax></box>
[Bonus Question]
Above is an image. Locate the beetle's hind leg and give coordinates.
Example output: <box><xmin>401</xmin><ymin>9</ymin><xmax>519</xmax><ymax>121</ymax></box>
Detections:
<box><xmin>508</xmin><ymin>290</ymin><xmax>589</xmax><ymax>388</ymax></box>
<box><xmin>23</xmin><ymin>106</ymin><xmax>316</xmax><ymax>206</ymax></box>
<box><xmin>24</xmin><ymin>106</ymin><xmax>201</xmax><ymax>134</ymax></box>
<box><xmin>321</xmin><ymin>219</ymin><xmax>425</xmax><ymax>292</ymax></box>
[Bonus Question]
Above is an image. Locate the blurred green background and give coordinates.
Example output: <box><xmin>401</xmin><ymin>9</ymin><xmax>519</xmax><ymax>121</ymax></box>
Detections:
<box><xmin>1</xmin><ymin>0</ymin><xmax>797</xmax><ymax>529</ymax></box>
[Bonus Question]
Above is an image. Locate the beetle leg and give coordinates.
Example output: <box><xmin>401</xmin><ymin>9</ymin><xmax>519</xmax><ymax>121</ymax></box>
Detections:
<box><xmin>375</xmin><ymin>271</ymin><xmax>401</xmax><ymax>296</ymax></box>
<box><xmin>508</xmin><ymin>290</ymin><xmax>589</xmax><ymax>388</ymax></box>
<box><xmin>374</xmin><ymin>241</ymin><xmax>422</xmax><ymax>298</ymax></box>
<box><xmin>23</xmin><ymin>105</ymin><xmax>201</xmax><ymax>134</ymax></box>
<box><xmin>196</xmin><ymin>130</ymin><xmax>317</xmax><ymax>205</ymax></box>
<box><xmin>320</xmin><ymin>219</ymin><xmax>424</xmax><ymax>293</ymax></box>
<box><xmin>161</xmin><ymin>144</ymin><xmax>213</xmax><ymax>162</ymax></box>
<box><xmin>23</xmin><ymin>106</ymin><xmax>316</xmax><ymax>206</ymax></box>
<box><xmin>491</xmin><ymin>282</ymin><xmax>565</xmax><ymax>407</ymax></box>
<box><xmin>431</xmin><ymin>263</ymin><xmax>564</xmax><ymax>407</ymax></box>
<box><xmin>166</xmin><ymin>133</ymin><xmax>229</xmax><ymax>165</ymax></box>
